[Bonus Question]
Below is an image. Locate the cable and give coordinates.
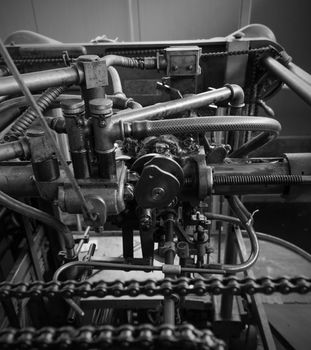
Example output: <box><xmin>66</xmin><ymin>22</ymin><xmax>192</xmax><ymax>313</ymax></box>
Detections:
<box><xmin>0</xmin><ymin>189</ymin><xmax>75</xmax><ymax>258</ymax></box>
<box><xmin>0</xmin><ymin>38</ymin><xmax>95</xmax><ymax>221</ymax></box>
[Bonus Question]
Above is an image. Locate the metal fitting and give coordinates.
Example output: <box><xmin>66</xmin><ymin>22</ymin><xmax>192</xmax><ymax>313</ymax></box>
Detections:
<box><xmin>90</xmin><ymin>98</ymin><xmax>113</xmax><ymax>117</ymax></box>
<box><xmin>159</xmin><ymin>241</ymin><xmax>176</xmax><ymax>257</ymax></box>
<box><xmin>61</xmin><ymin>99</ymin><xmax>90</xmax><ymax>179</ymax></box>
<box><xmin>162</xmin><ymin>264</ymin><xmax>181</xmax><ymax>275</ymax></box>
<box><xmin>61</xmin><ymin>99</ymin><xmax>85</xmax><ymax>115</ymax></box>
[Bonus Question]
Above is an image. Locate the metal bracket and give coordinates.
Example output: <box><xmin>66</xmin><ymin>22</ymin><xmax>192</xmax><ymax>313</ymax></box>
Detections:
<box><xmin>81</xmin><ymin>59</ymin><xmax>108</xmax><ymax>89</ymax></box>
<box><xmin>164</xmin><ymin>46</ymin><xmax>202</xmax><ymax>77</ymax></box>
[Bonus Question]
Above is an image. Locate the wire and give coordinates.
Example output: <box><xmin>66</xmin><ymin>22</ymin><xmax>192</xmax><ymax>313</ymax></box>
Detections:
<box><xmin>0</xmin><ymin>189</ymin><xmax>75</xmax><ymax>258</ymax></box>
<box><xmin>0</xmin><ymin>38</ymin><xmax>95</xmax><ymax>221</ymax></box>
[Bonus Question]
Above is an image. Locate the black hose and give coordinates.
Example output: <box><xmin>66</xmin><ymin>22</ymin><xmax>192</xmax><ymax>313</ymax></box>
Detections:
<box><xmin>0</xmin><ymin>190</ymin><xmax>75</xmax><ymax>258</ymax></box>
<box><xmin>129</xmin><ymin>115</ymin><xmax>281</xmax><ymax>140</ymax></box>
<box><xmin>230</xmin><ymin>131</ymin><xmax>274</xmax><ymax>158</ymax></box>
<box><xmin>3</xmin><ymin>86</ymin><xmax>66</xmax><ymax>141</ymax></box>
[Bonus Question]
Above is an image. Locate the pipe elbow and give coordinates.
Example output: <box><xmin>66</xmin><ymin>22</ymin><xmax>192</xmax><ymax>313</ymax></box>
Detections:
<box><xmin>225</xmin><ymin>84</ymin><xmax>245</xmax><ymax>108</ymax></box>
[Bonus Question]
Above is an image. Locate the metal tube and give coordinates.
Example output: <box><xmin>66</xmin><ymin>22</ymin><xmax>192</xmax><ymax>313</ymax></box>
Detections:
<box><xmin>0</xmin><ymin>66</ymin><xmax>83</xmax><ymax>96</ymax></box>
<box><xmin>108</xmin><ymin>66</ymin><xmax>123</xmax><ymax>94</ymax></box>
<box><xmin>61</xmin><ymin>99</ymin><xmax>90</xmax><ymax>179</ymax></box>
<box><xmin>220</xmin><ymin>226</ymin><xmax>237</xmax><ymax>319</ymax></box>
<box><xmin>288</xmin><ymin>62</ymin><xmax>311</xmax><ymax>86</ymax></box>
<box><xmin>163</xmin><ymin>214</ymin><xmax>176</xmax><ymax>325</ymax></box>
<box><xmin>0</xmin><ymin>139</ymin><xmax>29</xmax><ymax>161</ymax></box>
<box><xmin>0</xmin><ymin>164</ymin><xmax>39</xmax><ymax>197</ymax></box>
<box><xmin>0</xmin><ymin>38</ymin><xmax>94</xmax><ymax>220</ymax></box>
<box><xmin>112</xmin><ymin>86</ymin><xmax>234</xmax><ymax>123</ymax></box>
<box><xmin>263</xmin><ymin>56</ymin><xmax>311</xmax><ymax>106</ymax></box>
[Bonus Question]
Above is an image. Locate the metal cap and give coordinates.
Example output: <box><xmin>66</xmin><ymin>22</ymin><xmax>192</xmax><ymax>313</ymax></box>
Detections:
<box><xmin>61</xmin><ymin>99</ymin><xmax>85</xmax><ymax>115</ymax></box>
<box><xmin>89</xmin><ymin>98</ymin><xmax>113</xmax><ymax>116</ymax></box>
<box><xmin>77</xmin><ymin>55</ymin><xmax>100</xmax><ymax>62</ymax></box>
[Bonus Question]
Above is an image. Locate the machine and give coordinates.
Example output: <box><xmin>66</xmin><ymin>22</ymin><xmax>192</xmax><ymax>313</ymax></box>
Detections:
<box><xmin>0</xmin><ymin>24</ymin><xmax>310</xmax><ymax>349</ymax></box>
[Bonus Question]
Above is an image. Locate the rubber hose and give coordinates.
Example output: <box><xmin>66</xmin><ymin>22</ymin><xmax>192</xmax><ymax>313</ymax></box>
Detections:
<box><xmin>230</xmin><ymin>131</ymin><xmax>273</xmax><ymax>158</ymax></box>
<box><xmin>0</xmin><ymin>190</ymin><xmax>75</xmax><ymax>258</ymax></box>
<box><xmin>130</xmin><ymin>116</ymin><xmax>281</xmax><ymax>139</ymax></box>
<box><xmin>4</xmin><ymin>85</ymin><xmax>66</xmax><ymax>141</ymax></box>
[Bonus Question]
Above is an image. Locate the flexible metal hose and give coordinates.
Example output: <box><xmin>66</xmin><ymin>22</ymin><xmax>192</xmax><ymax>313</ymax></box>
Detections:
<box><xmin>3</xmin><ymin>86</ymin><xmax>66</xmax><ymax>141</ymax></box>
<box><xmin>0</xmin><ymin>190</ymin><xmax>75</xmax><ymax>258</ymax></box>
<box><xmin>104</xmin><ymin>54</ymin><xmax>159</xmax><ymax>70</ymax></box>
<box><xmin>129</xmin><ymin>115</ymin><xmax>281</xmax><ymax>140</ymax></box>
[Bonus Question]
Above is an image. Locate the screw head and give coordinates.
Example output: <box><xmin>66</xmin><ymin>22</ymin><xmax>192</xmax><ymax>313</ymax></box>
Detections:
<box><xmin>151</xmin><ymin>187</ymin><xmax>165</xmax><ymax>201</ymax></box>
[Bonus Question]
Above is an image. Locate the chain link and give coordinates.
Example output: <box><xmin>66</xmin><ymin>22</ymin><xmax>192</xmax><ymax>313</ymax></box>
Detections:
<box><xmin>0</xmin><ymin>45</ymin><xmax>276</xmax><ymax>66</ymax></box>
<box><xmin>0</xmin><ymin>276</ymin><xmax>310</xmax><ymax>300</ymax></box>
<box><xmin>0</xmin><ymin>323</ymin><xmax>225</xmax><ymax>350</ymax></box>
<box><xmin>201</xmin><ymin>46</ymin><xmax>274</xmax><ymax>58</ymax></box>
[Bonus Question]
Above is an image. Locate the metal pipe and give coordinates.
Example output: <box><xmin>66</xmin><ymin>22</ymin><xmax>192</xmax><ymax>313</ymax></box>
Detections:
<box><xmin>0</xmin><ymin>38</ymin><xmax>94</xmax><ymax>221</ymax></box>
<box><xmin>108</xmin><ymin>66</ymin><xmax>123</xmax><ymax>95</ymax></box>
<box><xmin>0</xmin><ymin>139</ymin><xmax>29</xmax><ymax>161</ymax></box>
<box><xmin>163</xmin><ymin>214</ymin><xmax>176</xmax><ymax>325</ymax></box>
<box><xmin>288</xmin><ymin>62</ymin><xmax>311</xmax><ymax>86</ymax></box>
<box><xmin>263</xmin><ymin>56</ymin><xmax>311</xmax><ymax>106</ymax></box>
<box><xmin>112</xmin><ymin>86</ymin><xmax>235</xmax><ymax>123</ymax></box>
<box><xmin>53</xmin><ymin>261</ymin><xmax>162</xmax><ymax>281</ymax></box>
<box><xmin>0</xmin><ymin>164</ymin><xmax>39</xmax><ymax>197</ymax></box>
<box><xmin>0</xmin><ymin>66</ymin><xmax>83</xmax><ymax>96</ymax></box>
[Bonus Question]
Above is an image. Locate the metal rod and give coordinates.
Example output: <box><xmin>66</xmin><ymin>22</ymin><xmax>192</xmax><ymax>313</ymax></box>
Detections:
<box><xmin>263</xmin><ymin>56</ymin><xmax>311</xmax><ymax>106</ymax></box>
<box><xmin>0</xmin><ymin>38</ymin><xmax>94</xmax><ymax>220</ymax></box>
<box><xmin>0</xmin><ymin>66</ymin><xmax>82</xmax><ymax>96</ymax></box>
<box><xmin>112</xmin><ymin>86</ymin><xmax>233</xmax><ymax>123</ymax></box>
<box><xmin>163</xmin><ymin>214</ymin><xmax>176</xmax><ymax>325</ymax></box>
<box><xmin>288</xmin><ymin>62</ymin><xmax>311</xmax><ymax>86</ymax></box>
<box><xmin>235</xmin><ymin>226</ymin><xmax>277</xmax><ymax>350</ymax></box>
<box><xmin>220</xmin><ymin>226</ymin><xmax>237</xmax><ymax>319</ymax></box>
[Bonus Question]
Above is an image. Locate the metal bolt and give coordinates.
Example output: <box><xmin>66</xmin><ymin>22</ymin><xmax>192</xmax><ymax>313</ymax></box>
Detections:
<box><xmin>172</xmin><ymin>65</ymin><xmax>178</xmax><ymax>71</ymax></box>
<box><xmin>187</xmin><ymin>65</ymin><xmax>193</xmax><ymax>71</ymax></box>
<box><xmin>151</xmin><ymin>187</ymin><xmax>165</xmax><ymax>201</ymax></box>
